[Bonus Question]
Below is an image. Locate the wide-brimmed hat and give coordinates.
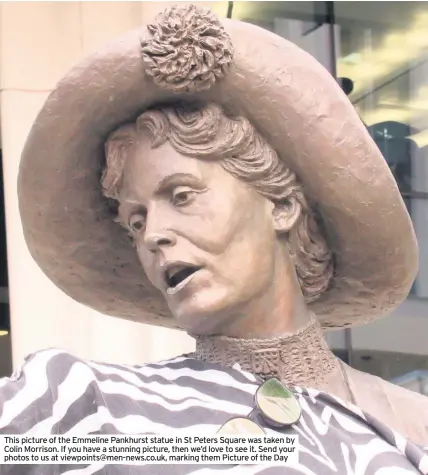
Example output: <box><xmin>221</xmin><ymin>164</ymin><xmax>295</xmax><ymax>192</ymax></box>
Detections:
<box><xmin>18</xmin><ymin>4</ymin><xmax>418</xmax><ymax>330</ymax></box>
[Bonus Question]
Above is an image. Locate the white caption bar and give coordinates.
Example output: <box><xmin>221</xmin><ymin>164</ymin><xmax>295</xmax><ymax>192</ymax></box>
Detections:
<box><xmin>0</xmin><ymin>435</ymin><xmax>298</xmax><ymax>465</ymax></box>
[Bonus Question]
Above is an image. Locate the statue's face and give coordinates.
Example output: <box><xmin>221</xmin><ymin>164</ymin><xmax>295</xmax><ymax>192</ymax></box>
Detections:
<box><xmin>117</xmin><ymin>137</ymin><xmax>281</xmax><ymax>335</ymax></box>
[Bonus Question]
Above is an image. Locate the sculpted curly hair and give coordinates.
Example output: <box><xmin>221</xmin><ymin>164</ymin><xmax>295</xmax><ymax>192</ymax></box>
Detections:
<box><xmin>102</xmin><ymin>102</ymin><xmax>334</xmax><ymax>303</ymax></box>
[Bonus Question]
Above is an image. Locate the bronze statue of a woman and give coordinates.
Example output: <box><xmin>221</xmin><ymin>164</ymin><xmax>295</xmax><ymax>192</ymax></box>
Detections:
<box><xmin>1</xmin><ymin>4</ymin><xmax>427</xmax><ymax>474</ymax></box>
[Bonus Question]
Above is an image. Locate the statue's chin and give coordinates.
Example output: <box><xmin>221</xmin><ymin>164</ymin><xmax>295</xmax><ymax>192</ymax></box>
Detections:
<box><xmin>170</xmin><ymin>309</ymin><xmax>226</xmax><ymax>337</ymax></box>
<box><xmin>168</xmin><ymin>287</ymin><xmax>235</xmax><ymax>336</ymax></box>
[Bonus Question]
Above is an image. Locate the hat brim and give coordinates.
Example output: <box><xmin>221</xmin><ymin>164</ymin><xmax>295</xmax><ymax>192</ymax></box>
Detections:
<box><xmin>18</xmin><ymin>19</ymin><xmax>418</xmax><ymax>329</ymax></box>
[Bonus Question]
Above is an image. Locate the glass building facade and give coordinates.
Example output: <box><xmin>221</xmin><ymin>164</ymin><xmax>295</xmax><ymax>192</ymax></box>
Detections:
<box><xmin>228</xmin><ymin>1</ymin><xmax>428</xmax><ymax>394</ymax></box>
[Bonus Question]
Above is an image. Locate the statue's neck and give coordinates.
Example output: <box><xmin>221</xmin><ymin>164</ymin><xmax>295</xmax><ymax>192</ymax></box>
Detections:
<box><xmin>191</xmin><ymin>314</ymin><xmax>340</xmax><ymax>389</ymax></box>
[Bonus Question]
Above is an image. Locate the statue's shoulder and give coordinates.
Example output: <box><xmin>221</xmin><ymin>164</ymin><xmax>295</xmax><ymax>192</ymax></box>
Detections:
<box><xmin>0</xmin><ymin>349</ymin><xmax>193</xmax><ymax>435</ymax></box>
<box><xmin>344</xmin><ymin>364</ymin><xmax>428</xmax><ymax>447</ymax></box>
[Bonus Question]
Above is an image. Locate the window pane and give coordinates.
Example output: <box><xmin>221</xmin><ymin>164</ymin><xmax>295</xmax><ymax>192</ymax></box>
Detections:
<box><xmin>334</xmin><ymin>1</ymin><xmax>428</xmax><ymax>392</ymax></box>
<box><xmin>335</xmin><ymin>2</ymin><xmax>428</xmax><ymax>301</ymax></box>
<box><xmin>231</xmin><ymin>2</ymin><xmax>335</xmax><ymax>72</ymax></box>
<box><xmin>231</xmin><ymin>1</ymin><xmax>428</xmax><ymax>394</ymax></box>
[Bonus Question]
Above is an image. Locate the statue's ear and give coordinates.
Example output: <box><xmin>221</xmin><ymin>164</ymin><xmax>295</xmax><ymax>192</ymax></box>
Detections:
<box><xmin>272</xmin><ymin>197</ymin><xmax>302</xmax><ymax>234</ymax></box>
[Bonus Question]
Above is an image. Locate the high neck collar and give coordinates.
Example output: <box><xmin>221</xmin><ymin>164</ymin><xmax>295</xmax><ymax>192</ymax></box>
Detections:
<box><xmin>191</xmin><ymin>314</ymin><xmax>339</xmax><ymax>389</ymax></box>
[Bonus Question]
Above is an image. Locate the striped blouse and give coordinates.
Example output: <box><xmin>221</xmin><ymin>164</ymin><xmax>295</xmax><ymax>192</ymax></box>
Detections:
<box><xmin>0</xmin><ymin>348</ymin><xmax>427</xmax><ymax>474</ymax></box>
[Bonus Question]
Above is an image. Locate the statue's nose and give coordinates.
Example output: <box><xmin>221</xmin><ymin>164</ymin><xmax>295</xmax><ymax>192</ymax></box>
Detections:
<box><xmin>142</xmin><ymin>209</ymin><xmax>177</xmax><ymax>252</ymax></box>
<box><xmin>144</xmin><ymin>232</ymin><xmax>176</xmax><ymax>252</ymax></box>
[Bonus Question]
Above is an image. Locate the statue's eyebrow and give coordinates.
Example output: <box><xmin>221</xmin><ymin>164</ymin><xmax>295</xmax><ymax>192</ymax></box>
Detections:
<box><xmin>155</xmin><ymin>173</ymin><xmax>205</xmax><ymax>194</ymax></box>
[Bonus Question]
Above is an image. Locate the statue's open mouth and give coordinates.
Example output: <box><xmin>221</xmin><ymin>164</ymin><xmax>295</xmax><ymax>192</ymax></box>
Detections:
<box><xmin>164</xmin><ymin>264</ymin><xmax>201</xmax><ymax>292</ymax></box>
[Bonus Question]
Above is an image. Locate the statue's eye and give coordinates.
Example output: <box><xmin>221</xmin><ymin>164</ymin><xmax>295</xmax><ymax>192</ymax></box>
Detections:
<box><xmin>129</xmin><ymin>213</ymin><xmax>146</xmax><ymax>232</ymax></box>
<box><xmin>172</xmin><ymin>187</ymin><xmax>196</xmax><ymax>207</ymax></box>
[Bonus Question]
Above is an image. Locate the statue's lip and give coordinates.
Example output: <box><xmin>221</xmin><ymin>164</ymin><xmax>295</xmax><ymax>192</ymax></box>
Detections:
<box><xmin>161</xmin><ymin>261</ymin><xmax>202</xmax><ymax>291</ymax></box>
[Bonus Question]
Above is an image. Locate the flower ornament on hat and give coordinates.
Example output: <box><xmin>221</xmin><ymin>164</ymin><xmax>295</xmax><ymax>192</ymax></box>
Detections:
<box><xmin>141</xmin><ymin>4</ymin><xmax>234</xmax><ymax>93</ymax></box>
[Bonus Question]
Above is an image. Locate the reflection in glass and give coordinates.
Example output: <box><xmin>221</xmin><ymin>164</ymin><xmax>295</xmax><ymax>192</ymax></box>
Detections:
<box><xmin>334</xmin><ymin>1</ymin><xmax>428</xmax><ymax>389</ymax></box>
<box><xmin>334</xmin><ymin>3</ymin><xmax>428</xmax><ymax>300</ymax></box>
<box><xmin>230</xmin><ymin>1</ymin><xmax>428</xmax><ymax>392</ymax></box>
<box><xmin>256</xmin><ymin>378</ymin><xmax>301</xmax><ymax>426</ymax></box>
<box><xmin>217</xmin><ymin>417</ymin><xmax>265</xmax><ymax>435</ymax></box>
